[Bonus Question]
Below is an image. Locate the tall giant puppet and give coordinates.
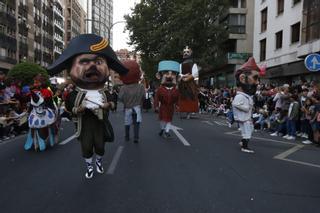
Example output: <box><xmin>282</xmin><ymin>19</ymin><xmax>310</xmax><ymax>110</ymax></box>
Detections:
<box><xmin>48</xmin><ymin>34</ymin><xmax>128</xmax><ymax>179</ymax></box>
<box><xmin>178</xmin><ymin>46</ymin><xmax>199</xmax><ymax>119</ymax></box>
<box><xmin>232</xmin><ymin>57</ymin><xmax>262</xmax><ymax>153</ymax></box>
<box><xmin>154</xmin><ymin>60</ymin><xmax>180</xmax><ymax>138</ymax></box>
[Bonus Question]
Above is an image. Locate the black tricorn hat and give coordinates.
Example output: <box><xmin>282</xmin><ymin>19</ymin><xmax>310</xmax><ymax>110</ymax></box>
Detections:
<box><xmin>47</xmin><ymin>34</ymin><xmax>128</xmax><ymax>75</ymax></box>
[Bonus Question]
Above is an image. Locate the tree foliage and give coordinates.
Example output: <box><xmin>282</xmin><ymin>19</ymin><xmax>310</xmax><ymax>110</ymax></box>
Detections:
<box><xmin>8</xmin><ymin>62</ymin><xmax>49</xmax><ymax>86</ymax></box>
<box><xmin>125</xmin><ymin>0</ymin><xmax>229</xmax><ymax>79</ymax></box>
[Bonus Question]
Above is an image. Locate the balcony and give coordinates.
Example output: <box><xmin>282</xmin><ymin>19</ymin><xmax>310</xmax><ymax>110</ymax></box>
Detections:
<box><xmin>54</xmin><ymin>33</ymin><xmax>64</xmax><ymax>44</ymax></box>
<box><xmin>53</xmin><ymin>6</ymin><xmax>64</xmax><ymax>18</ymax></box>
<box><xmin>0</xmin><ymin>11</ymin><xmax>16</xmax><ymax>27</ymax></box>
<box><xmin>54</xmin><ymin>20</ymin><xmax>65</xmax><ymax>32</ymax></box>
<box><xmin>0</xmin><ymin>33</ymin><xmax>17</xmax><ymax>50</ymax></box>
<box><xmin>18</xmin><ymin>23</ymin><xmax>28</xmax><ymax>37</ymax></box>
<box><xmin>19</xmin><ymin>41</ymin><xmax>28</xmax><ymax>55</ymax></box>
<box><xmin>0</xmin><ymin>55</ymin><xmax>17</xmax><ymax>64</ymax></box>
<box><xmin>18</xmin><ymin>4</ymin><xmax>28</xmax><ymax>17</ymax></box>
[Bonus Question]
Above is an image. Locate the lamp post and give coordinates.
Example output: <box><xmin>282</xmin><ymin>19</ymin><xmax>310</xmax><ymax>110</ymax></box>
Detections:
<box><xmin>85</xmin><ymin>19</ymin><xmax>126</xmax><ymax>42</ymax></box>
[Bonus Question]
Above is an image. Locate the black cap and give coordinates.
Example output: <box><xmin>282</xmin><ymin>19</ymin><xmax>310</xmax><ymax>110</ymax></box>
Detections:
<box><xmin>47</xmin><ymin>34</ymin><xmax>128</xmax><ymax>75</ymax></box>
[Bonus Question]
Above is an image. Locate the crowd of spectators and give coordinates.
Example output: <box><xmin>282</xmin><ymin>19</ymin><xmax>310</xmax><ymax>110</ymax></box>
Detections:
<box><xmin>198</xmin><ymin>80</ymin><xmax>320</xmax><ymax>146</ymax></box>
<box><xmin>0</xmin><ymin>71</ymin><xmax>76</xmax><ymax>142</ymax></box>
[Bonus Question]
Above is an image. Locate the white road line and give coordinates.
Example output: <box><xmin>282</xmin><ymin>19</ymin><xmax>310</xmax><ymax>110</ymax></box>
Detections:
<box><xmin>274</xmin><ymin>145</ymin><xmax>304</xmax><ymax>159</ymax></box>
<box><xmin>227</xmin><ymin>132</ymin><xmax>294</xmax><ymax>145</ymax></box>
<box><xmin>171</xmin><ymin>125</ymin><xmax>191</xmax><ymax>146</ymax></box>
<box><xmin>107</xmin><ymin>146</ymin><xmax>124</xmax><ymax>175</ymax></box>
<box><xmin>202</xmin><ymin>121</ymin><xmax>214</xmax><ymax>126</ymax></box>
<box><xmin>225</xmin><ymin>130</ymin><xmax>240</xmax><ymax>135</ymax></box>
<box><xmin>275</xmin><ymin>158</ymin><xmax>320</xmax><ymax>169</ymax></box>
<box><xmin>214</xmin><ymin>121</ymin><xmax>224</xmax><ymax>126</ymax></box>
<box><xmin>59</xmin><ymin>134</ymin><xmax>77</xmax><ymax>145</ymax></box>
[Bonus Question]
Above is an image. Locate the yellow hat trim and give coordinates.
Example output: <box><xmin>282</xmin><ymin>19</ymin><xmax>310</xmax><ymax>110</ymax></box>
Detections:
<box><xmin>90</xmin><ymin>38</ymin><xmax>109</xmax><ymax>52</ymax></box>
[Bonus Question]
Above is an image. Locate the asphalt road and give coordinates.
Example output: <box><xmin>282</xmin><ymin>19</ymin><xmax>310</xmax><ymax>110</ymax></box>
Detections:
<box><xmin>0</xmin><ymin>110</ymin><xmax>320</xmax><ymax>213</ymax></box>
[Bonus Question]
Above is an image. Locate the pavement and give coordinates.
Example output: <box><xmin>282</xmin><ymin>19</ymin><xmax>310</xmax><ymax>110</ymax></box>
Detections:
<box><xmin>0</xmin><ymin>110</ymin><xmax>320</xmax><ymax>213</ymax></box>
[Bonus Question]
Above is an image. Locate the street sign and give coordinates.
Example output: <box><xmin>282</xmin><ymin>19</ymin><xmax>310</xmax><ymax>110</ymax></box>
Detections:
<box><xmin>304</xmin><ymin>53</ymin><xmax>320</xmax><ymax>72</ymax></box>
<box><xmin>227</xmin><ymin>52</ymin><xmax>251</xmax><ymax>60</ymax></box>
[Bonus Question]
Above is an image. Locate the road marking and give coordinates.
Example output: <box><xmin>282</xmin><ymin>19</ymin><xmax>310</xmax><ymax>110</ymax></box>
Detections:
<box><xmin>273</xmin><ymin>145</ymin><xmax>320</xmax><ymax>169</ymax></box>
<box><xmin>227</xmin><ymin>131</ymin><xmax>320</xmax><ymax>169</ymax></box>
<box><xmin>59</xmin><ymin>134</ymin><xmax>77</xmax><ymax>145</ymax></box>
<box><xmin>225</xmin><ymin>130</ymin><xmax>240</xmax><ymax>135</ymax></box>
<box><xmin>202</xmin><ymin>121</ymin><xmax>213</xmax><ymax>126</ymax></box>
<box><xmin>227</xmin><ymin>131</ymin><xmax>294</xmax><ymax>145</ymax></box>
<box><xmin>171</xmin><ymin>125</ymin><xmax>191</xmax><ymax>146</ymax></box>
<box><xmin>273</xmin><ymin>145</ymin><xmax>304</xmax><ymax>159</ymax></box>
<box><xmin>107</xmin><ymin>146</ymin><xmax>124</xmax><ymax>175</ymax></box>
<box><xmin>275</xmin><ymin>157</ymin><xmax>320</xmax><ymax>169</ymax></box>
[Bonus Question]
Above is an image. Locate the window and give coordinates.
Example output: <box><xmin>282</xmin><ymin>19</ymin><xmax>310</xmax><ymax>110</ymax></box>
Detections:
<box><xmin>240</xmin><ymin>0</ymin><xmax>246</xmax><ymax>8</ymax></box>
<box><xmin>0</xmin><ymin>48</ymin><xmax>6</xmax><ymax>57</ymax></box>
<box><xmin>229</xmin><ymin>14</ymin><xmax>246</xmax><ymax>34</ymax></box>
<box><xmin>275</xmin><ymin>30</ymin><xmax>283</xmax><ymax>49</ymax></box>
<box><xmin>304</xmin><ymin>0</ymin><xmax>320</xmax><ymax>42</ymax></box>
<box><xmin>0</xmin><ymin>24</ymin><xmax>5</xmax><ymax>33</ymax></box>
<box><xmin>0</xmin><ymin>2</ymin><xmax>6</xmax><ymax>12</ymax></box>
<box><xmin>293</xmin><ymin>0</ymin><xmax>301</xmax><ymax>5</ymax></box>
<box><xmin>261</xmin><ymin>8</ymin><xmax>268</xmax><ymax>32</ymax></box>
<box><xmin>277</xmin><ymin>0</ymin><xmax>284</xmax><ymax>15</ymax></box>
<box><xmin>260</xmin><ymin>39</ymin><xmax>266</xmax><ymax>61</ymax></box>
<box><xmin>291</xmin><ymin>22</ymin><xmax>300</xmax><ymax>43</ymax></box>
<box><xmin>230</xmin><ymin>0</ymin><xmax>239</xmax><ymax>8</ymax></box>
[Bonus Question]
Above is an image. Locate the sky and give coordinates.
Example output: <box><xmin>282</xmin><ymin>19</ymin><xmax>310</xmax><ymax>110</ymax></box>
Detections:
<box><xmin>79</xmin><ymin>0</ymin><xmax>140</xmax><ymax>51</ymax></box>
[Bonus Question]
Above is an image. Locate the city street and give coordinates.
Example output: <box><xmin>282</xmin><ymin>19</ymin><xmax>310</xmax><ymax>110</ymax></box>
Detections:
<box><xmin>1</xmin><ymin>110</ymin><xmax>320</xmax><ymax>213</ymax></box>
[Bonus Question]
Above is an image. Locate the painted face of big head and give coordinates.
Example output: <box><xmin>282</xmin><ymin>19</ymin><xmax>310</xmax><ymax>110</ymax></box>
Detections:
<box><xmin>70</xmin><ymin>54</ymin><xmax>109</xmax><ymax>90</ymax></box>
<box><xmin>159</xmin><ymin>70</ymin><xmax>178</xmax><ymax>87</ymax></box>
<box><xmin>236</xmin><ymin>70</ymin><xmax>260</xmax><ymax>95</ymax></box>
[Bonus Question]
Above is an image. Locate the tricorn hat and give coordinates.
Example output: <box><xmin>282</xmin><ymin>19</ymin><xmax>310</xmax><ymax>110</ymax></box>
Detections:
<box><xmin>47</xmin><ymin>34</ymin><xmax>128</xmax><ymax>75</ymax></box>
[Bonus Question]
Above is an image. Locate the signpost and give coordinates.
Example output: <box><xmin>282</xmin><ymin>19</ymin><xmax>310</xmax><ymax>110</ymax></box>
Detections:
<box><xmin>304</xmin><ymin>53</ymin><xmax>320</xmax><ymax>72</ymax></box>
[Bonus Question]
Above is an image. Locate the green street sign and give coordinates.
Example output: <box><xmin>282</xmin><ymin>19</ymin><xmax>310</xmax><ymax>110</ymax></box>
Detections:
<box><xmin>227</xmin><ymin>52</ymin><xmax>251</xmax><ymax>60</ymax></box>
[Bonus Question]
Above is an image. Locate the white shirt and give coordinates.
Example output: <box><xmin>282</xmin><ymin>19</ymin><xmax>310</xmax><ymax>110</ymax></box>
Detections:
<box><xmin>232</xmin><ymin>91</ymin><xmax>253</xmax><ymax>122</ymax></box>
<box><xmin>83</xmin><ymin>90</ymin><xmax>104</xmax><ymax>109</ymax></box>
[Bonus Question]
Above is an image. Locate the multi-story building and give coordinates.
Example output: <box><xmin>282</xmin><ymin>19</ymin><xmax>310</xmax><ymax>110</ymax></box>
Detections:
<box><xmin>53</xmin><ymin>0</ymin><xmax>65</xmax><ymax>60</ymax></box>
<box><xmin>200</xmin><ymin>0</ymin><xmax>254</xmax><ymax>88</ymax></box>
<box><xmin>0</xmin><ymin>0</ymin><xmax>18</xmax><ymax>72</ymax></box>
<box><xmin>86</xmin><ymin>0</ymin><xmax>113</xmax><ymax>44</ymax></box>
<box><xmin>253</xmin><ymin>0</ymin><xmax>319</xmax><ymax>84</ymax></box>
<box><xmin>65</xmin><ymin>0</ymin><xmax>86</xmax><ymax>44</ymax></box>
<box><xmin>0</xmin><ymin>0</ymin><xmax>68</xmax><ymax>72</ymax></box>
<box><xmin>297</xmin><ymin>0</ymin><xmax>320</xmax><ymax>79</ymax></box>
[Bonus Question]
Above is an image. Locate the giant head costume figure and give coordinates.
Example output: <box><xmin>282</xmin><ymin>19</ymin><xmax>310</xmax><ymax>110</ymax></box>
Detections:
<box><xmin>235</xmin><ymin>57</ymin><xmax>262</xmax><ymax>96</ymax></box>
<box><xmin>47</xmin><ymin>34</ymin><xmax>128</xmax><ymax>88</ymax></box>
<box><xmin>156</xmin><ymin>60</ymin><xmax>180</xmax><ymax>87</ymax></box>
<box><xmin>120</xmin><ymin>60</ymin><xmax>141</xmax><ymax>85</ymax></box>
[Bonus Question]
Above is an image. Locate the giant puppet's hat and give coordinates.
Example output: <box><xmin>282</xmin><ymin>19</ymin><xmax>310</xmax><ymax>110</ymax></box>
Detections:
<box><xmin>158</xmin><ymin>60</ymin><xmax>180</xmax><ymax>73</ymax></box>
<box><xmin>235</xmin><ymin>57</ymin><xmax>267</xmax><ymax>76</ymax></box>
<box><xmin>47</xmin><ymin>34</ymin><xmax>128</xmax><ymax>75</ymax></box>
<box><xmin>120</xmin><ymin>60</ymin><xmax>141</xmax><ymax>84</ymax></box>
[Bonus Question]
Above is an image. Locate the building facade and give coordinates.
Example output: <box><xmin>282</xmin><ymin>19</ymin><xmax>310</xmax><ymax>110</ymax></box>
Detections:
<box><xmin>65</xmin><ymin>0</ymin><xmax>86</xmax><ymax>44</ymax></box>
<box><xmin>253</xmin><ymin>0</ymin><xmax>320</xmax><ymax>85</ymax></box>
<box><xmin>0</xmin><ymin>0</ymin><xmax>64</xmax><ymax>72</ymax></box>
<box><xmin>86</xmin><ymin>0</ymin><xmax>113</xmax><ymax>45</ymax></box>
<box><xmin>200</xmin><ymin>0</ymin><xmax>255</xmax><ymax>88</ymax></box>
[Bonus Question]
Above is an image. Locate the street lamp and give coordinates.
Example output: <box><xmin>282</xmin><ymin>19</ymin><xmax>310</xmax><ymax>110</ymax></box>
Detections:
<box><xmin>85</xmin><ymin>19</ymin><xmax>126</xmax><ymax>43</ymax></box>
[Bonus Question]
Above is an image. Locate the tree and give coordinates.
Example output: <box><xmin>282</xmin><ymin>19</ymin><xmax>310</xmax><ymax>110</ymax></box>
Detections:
<box><xmin>125</xmin><ymin>0</ymin><xmax>229</xmax><ymax>79</ymax></box>
<box><xmin>7</xmin><ymin>62</ymin><xmax>49</xmax><ymax>86</ymax></box>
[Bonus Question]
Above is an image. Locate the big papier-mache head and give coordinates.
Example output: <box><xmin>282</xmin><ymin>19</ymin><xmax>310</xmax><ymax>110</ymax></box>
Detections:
<box><xmin>120</xmin><ymin>60</ymin><xmax>141</xmax><ymax>84</ymax></box>
<box><xmin>157</xmin><ymin>60</ymin><xmax>180</xmax><ymax>87</ymax></box>
<box><xmin>47</xmin><ymin>34</ymin><xmax>128</xmax><ymax>90</ymax></box>
<box><xmin>235</xmin><ymin>57</ymin><xmax>262</xmax><ymax>96</ymax></box>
